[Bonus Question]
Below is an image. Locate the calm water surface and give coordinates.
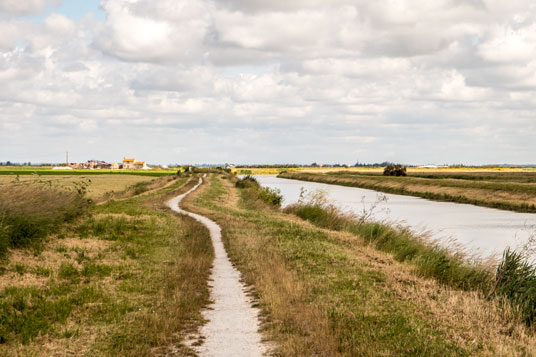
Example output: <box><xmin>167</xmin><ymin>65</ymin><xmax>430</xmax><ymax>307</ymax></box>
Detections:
<box><xmin>256</xmin><ymin>175</ymin><xmax>536</xmax><ymax>260</ymax></box>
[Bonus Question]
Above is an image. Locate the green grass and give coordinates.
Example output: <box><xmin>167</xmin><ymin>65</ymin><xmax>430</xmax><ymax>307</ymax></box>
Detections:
<box><xmin>183</xmin><ymin>174</ymin><xmax>482</xmax><ymax>355</ymax></box>
<box><xmin>0</xmin><ymin>176</ymin><xmax>214</xmax><ymax>355</ymax></box>
<box><xmin>283</xmin><ymin>185</ymin><xmax>536</xmax><ymax>330</ymax></box>
<box><xmin>288</xmin><ymin>201</ymin><xmax>492</xmax><ymax>290</ymax></box>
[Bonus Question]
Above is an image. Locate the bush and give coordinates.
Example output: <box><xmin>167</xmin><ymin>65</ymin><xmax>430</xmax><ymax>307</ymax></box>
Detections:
<box><xmin>258</xmin><ymin>187</ymin><xmax>283</xmax><ymax>207</ymax></box>
<box><xmin>383</xmin><ymin>164</ymin><xmax>407</xmax><ymax>176</ymax></box>
<box><xmin>235</xmin><ymin>175</ymin><xmax>259</xmax><ymax>189</ymax></box>
<box><xmin>235</xmin><ymin>175</ymin><xmax>283</xmax><ymax>207</ymax></box>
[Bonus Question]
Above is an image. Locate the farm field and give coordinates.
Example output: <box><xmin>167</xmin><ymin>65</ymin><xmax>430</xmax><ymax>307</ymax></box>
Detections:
<box><xmin>279</xmin><ymin>169</ymin><xmax>536</xmax><ymax>213</ymax></box>
<box><xmin>0</xmin><ymin>167</ymin><xmax>176</xmax><ymax>177</ymax></box>
<box><xmin>0</xmin><ymin>175</ymin><xmax>157</xmax><ymax>201</ymax></box>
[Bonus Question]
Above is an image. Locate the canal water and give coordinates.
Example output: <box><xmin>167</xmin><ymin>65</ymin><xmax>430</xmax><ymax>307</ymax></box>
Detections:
<box><xmin>255</xmin><ymin>175</ymin><xmax>536</xmax><ymax>260</ymax></box>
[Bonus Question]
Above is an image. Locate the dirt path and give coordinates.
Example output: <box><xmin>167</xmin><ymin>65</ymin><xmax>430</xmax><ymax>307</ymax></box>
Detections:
<box><xmin>167</xmin><ymin>176</ymin><xmax>268</xmax><ymax>356</ymax></box>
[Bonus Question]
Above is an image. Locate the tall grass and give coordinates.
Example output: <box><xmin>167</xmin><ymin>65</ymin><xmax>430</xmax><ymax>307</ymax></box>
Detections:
<box><xmin>493</xmin><ymin>249</ymin><xmax>536</xmax><ymax>326</ymax></box>
<box><xmin>284</xmin><ymin>187</ymin><xmax>536</xmax><ymax>328</ymax></box>
<box><xmin>0</xmin><ymin>184</ymin><xmax>90</xmax><ymax>256</ymax></box>
<box><xmin>284</xmin><ymin>191</ymin><xmax>493</xmax><ymax>291</ymax></box>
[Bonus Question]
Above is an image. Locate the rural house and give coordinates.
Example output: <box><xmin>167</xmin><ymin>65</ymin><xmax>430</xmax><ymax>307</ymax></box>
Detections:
<box><xmin>134</xmin><ymin>161</ymin><xmax>149</xmax><ymax>170</ymax></box>
<box><xmin>122</xmin><ymin>158</ymin><xmax>135</xmax><ymax>169</ymax></box>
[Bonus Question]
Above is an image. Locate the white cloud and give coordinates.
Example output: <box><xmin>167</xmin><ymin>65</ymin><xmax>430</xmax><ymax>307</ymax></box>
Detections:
<box><xmin>478</xmin><ymin>24</ymin><xmax>536</xmax><ymax>63</ymax></box>
<box><xmin>0</xmin><ymin>0</ymin><xmax>59</xmax><ymax>16</ymax></box>
<box><xmin>1</xmin><ymin>0</ymin><xmax>536</xmax><ymax>164</ymax></box>
<box><xmin>95</xmin><ymin>0</ymin><xmax>213</xmax><ymax>62</ymax></box>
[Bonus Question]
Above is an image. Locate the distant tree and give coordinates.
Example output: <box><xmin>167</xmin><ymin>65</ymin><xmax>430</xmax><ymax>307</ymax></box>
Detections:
<box><xmin>383</xmin><ymin>164</ymin><xmax>407</xmax><ymax>176</ymax></box>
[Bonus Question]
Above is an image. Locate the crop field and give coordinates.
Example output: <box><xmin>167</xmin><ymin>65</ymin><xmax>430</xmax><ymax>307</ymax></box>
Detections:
<box><xmin>0</xmin><ymin>167</ymin><xmax>176</xmax><ymax>177</ymax></box>
<box><xmin>279</xmin><ymin>169</ymin><xmax>536</xmax><ymax>213</ymax></box>
<box><xmin>0</xmin><ymin>175</ymin><xmax>157</xmax><ymax>201</ymax></box>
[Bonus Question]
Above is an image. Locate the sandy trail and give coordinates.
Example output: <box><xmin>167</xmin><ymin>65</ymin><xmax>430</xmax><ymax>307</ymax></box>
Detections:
<box><xmin>167</xmin><ymin>176</ymin><xmax>268</xmax><ymax>357</ymax></box>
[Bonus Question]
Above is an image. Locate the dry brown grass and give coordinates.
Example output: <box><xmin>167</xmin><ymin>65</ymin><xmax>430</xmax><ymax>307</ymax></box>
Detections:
<box><xmin>0</xmin><ymin>174</ymin><xmax>155</xmax><ymax>201</ymax></box>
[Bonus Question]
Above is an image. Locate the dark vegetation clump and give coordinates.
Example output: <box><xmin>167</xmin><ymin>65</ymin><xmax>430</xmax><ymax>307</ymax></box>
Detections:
<box><xmin>492</xmin><ymin>249</ymin><xmax>536</xmax><ymax>325</ymax></box>
<box><xmin>383</xmin><ymin>164</ymin><xmax>407</xmax><ymax>176</ymax></box>
<box><xmin>132</xmin><ymin>181</ymin><xmax>151</xmax><ymax>195</ymax></box>
<box><xmin>235</xmin><ymin>175</ymin><xmax>258</xmax><ymax>188</ymax></box>
<box><xmin>0</xmin><ymin>184</ymin><xmax>90</xmax><ymax>256</ymax></box>
<box><xmin>235</xmin><ymin>175</ymin><xmax>282</xmax><ymax>207</ymax></box>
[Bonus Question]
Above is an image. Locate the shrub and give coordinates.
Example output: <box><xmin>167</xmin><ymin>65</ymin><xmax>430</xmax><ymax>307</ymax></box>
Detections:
<box><xmin>235</xmin><ymin>175</ymin><xmax>283</xmax><ymax>207</ymax></box>
<box><xmin>383</xmin><ymin>164</ymin><xmax>407</xmax><ymax>176</ymax></box>
<box><xmin>235</xmin><ymin>175</ymin><xmax>259</xmax><ymax>189</ymax></box>
<box><xmin>258</xmin><ymin>187</ymin><xmax>283</xmax><ymax>207</ymax></box>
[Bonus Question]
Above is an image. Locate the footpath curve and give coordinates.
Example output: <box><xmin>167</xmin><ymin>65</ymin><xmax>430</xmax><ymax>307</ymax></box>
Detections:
<box><xmin>166</xmin><ymin>176</ymin><xmax>267</xmax><ymax>356</ymax></box>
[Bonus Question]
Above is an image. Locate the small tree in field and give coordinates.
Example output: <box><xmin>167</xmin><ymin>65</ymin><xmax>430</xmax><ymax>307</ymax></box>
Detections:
<box><xmin>383</xmin><ymin>164</ymin><xmax>407</xmax><ymax>176</ymax></box>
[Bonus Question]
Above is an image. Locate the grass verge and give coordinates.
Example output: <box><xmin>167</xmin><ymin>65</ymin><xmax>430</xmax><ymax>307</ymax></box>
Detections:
<box><xmin>284</xmin><ymin>199</ymin><xmax>492</xmax><ymax>291</ymax></box>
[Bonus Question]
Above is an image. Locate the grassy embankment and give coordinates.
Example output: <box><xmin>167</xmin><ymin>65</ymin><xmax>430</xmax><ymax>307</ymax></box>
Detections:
<box><xmin>182</xmin><ymin>173</ymin><xmax>536</xmax><ymax>355</ymax></box>
<box><xmin>279</xmin><ymin>171</ymin><xmax>536</xmax><ymax>213</ymax></box>
<box><xmin>0</xmin><ymin>174</ymin><xmax>213</xmax><ymax>355</ymax></box>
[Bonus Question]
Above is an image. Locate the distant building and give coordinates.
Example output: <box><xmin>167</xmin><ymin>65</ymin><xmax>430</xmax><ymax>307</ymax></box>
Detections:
<box><xmin>134</xmin><ymin>161</ymin><xmax>150</xmax><ymax>170</ymax></box>
<box><xmin>123</xmin><ymin>158</ymin><xmax>135</xmax><ymax>169</ymax></box>
<box><xmin>53</xmin><ymin>166</ymin><xmax>73</xmax><ymax>170</ymax></box>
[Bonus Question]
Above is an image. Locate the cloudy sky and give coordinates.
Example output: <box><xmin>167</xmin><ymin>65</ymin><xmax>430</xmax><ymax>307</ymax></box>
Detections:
<box><xmin>1</xmin><ymin>0</ymin><xmax>535</xmax><ymax>165</ymax></box>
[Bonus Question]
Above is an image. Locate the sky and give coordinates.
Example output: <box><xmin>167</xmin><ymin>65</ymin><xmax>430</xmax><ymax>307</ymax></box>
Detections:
<box><xmin>0</xmin><ymin>0</ymin><xmax>535</xmax><ymax>165</ymax></box>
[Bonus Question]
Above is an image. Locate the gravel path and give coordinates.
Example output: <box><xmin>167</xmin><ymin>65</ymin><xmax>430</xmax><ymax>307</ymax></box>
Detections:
<box><xmin>167</xmin><ymin>176</ymin><xmax>268</xmax><ymax>357</ymax></box>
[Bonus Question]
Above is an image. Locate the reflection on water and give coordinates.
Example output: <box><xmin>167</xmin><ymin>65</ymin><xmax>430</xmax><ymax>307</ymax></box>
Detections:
<box><xmin>255</xmin><ymin>175</ymin><xmax>536</xmax><ymax>260</ymax></box>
